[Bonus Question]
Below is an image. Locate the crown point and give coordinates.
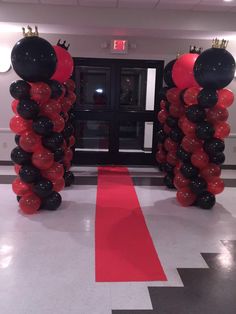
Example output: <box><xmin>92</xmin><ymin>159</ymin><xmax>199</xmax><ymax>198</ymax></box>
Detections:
<box><xmin>57</xmin><ymin>39</ymin><xmax>70</xmax><ymax>51</ymax></box>
<box><xmin>22</xmin><ymin>25</ymin><xmax>39</xmax><ymax>37</ymax></box>
<box><xmin>212</xmin><ymin>38</ymin><xmax>229</xmax><ymax>49</ymax></box>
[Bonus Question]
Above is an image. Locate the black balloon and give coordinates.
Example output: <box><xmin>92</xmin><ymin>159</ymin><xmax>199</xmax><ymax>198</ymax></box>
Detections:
<box><xmin>11</xmin><ymin>36</ymin><xmax>57</xmax><ymax>82</ymax></box>
<box><xmin>197</xmin><ymin>88</ymin><xmax>218</xmax><ymax>109</ymax></box>
<box><xmin>15</xmin><ymin>134</ymin><xmax>21</xmax><ymax>145</ymax></box>
<box><xmin>165</xmin><ymin>102</ymin><xmax>171</xmax><ymax>112</ymax></box>
<box><xmin>190</xmin><ymin>177</ymin><xmax>207</xmax><ymax>195</ymax></box>
<box><xmin>42</xmin><ymin>132</ymin><xmax>64</xmax><ymax>151</ymax></box>
<box><xmin>204</xmin><ymin>138</ymin><xmax>225</xmax><ymax>154</ymax></box>
<box><xmin>209</xmin><ymin>152</ymin><xmax>225</xmax><ymax>165</ymax></box>
<box><xmin>42</xmin><ymin>191</ymin><xmax>62</xmax><ymax>211</ymax></box>
<box><xmin>64</xmin><ymin>171</ymin><xmax>75</xmax><ymax>187</ymax></box>
<box><xmin>195</xmin><ymin>122</ymin><xmax>215</xmax><ymax>140</ymax></box>
<box><xmin>33</xmin><ymin>116</ymin><xmax>53</xmax><ymax>136</ymax></box>
<box><xmin>159</xmin><ymin>87</ymin><xmax>169</xmax><ymax>101</ymax></box>
<box><xmin>180</xmin><ymin>163</ymin><xmax>199</xmax><ymax>179</ymax></box>
<box><xmin>17</xmin><ymin>195</ymin><xmax>21</xmax><ymax>202</ymax></box>
<box><xmin>164</xmin><ymin>174</ymin><xmax>175</xmax><ymax>189</ymax></box>
<box><xmin>33</xmin><ymin>179</ymin><xmax>53</xmax><ymax>198</ymax></box>
<box><xmin>47</xmin><ymin>80</ymin><xmax>63</xmax><ymax>99</ymax></box>
<box><xmin>17</xmin><ymin>99</ymin><xmax>40</xmax><ymax>120</ymax></box>
<box><xmin>158</xmin><ymin>163</ymin><xmax>165</xmax><ymax>172</ymax></box>
<box><xmin>68</xmin><ymin>111</ymin><xmax>76</xmax><ymax>123</ymax></box>
<box><xmin>54</xmin><ymin>148</ymin><xmax>64</xmax><ymax>162</ymax></box>
<box><xmin>194</xmin><ymin>47</ymin><xmax>236</xmax><ymax>89</ymax></box>
<box><xmin>185</xmin><ymin>105</ymin><xmax>206</xmax><ymax>123</ymax></box>
<box><xmin>169</xmin><ymin>127</ymin><xmax>184</xmax><ymax>143</ymax></box>
<box><xmin>19</xmin><ymin>165</ymin><xmax>41</xmax><ymax>183</ymax></box>
<box><xmin>164</xmin><ymin>163</ymin><xmax>174</xmax><ymax>175</ymax></box>
<box><xmin>163</xmin><ymin>59</ymin><xmax>176</xmax><ymax>87</ymax></box>
<box><xmin>10</xmin><ymin>80</ymin><xmax>31</xmax><ymax>100</ymax></box>
<box><xmin>11</xmin><ymin>146</ymin><xmax>31</xmax><ymax>165</ymax></box>
<box><xmin>157</xmin><ymin>128</ymin><xmax>167</xmax><ymax>143</ymax></box>
<box><xmin>62</xmin><ymin>123</ymin><xmax>74</xmax><ymax>138</ymax></box>
<box><xmin>197</xmin><ymin>191</ymin><xmax>216</xmax><ymax>209</ymax></box>
<box><xmin>166</xmin><ymin>116</ymin><xmax>178</xmax><ymax>128</ymax></box>
<box><xmin>176</xmin><ymin>146</ymin><xmax>191</xmax><ymax>163</ymax></box>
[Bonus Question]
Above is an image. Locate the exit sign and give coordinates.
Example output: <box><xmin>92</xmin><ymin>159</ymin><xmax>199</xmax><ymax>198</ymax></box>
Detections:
<box><xmin>111</xmin><ymin>39</ymin><xmax>128</xmax><ymax>54</ymax></box>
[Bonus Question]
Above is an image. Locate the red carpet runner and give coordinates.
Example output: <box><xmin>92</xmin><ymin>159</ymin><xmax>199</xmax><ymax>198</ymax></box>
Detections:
<box><xmin>95</xmin><ymin>166</ymin><xmax>167</xmax><ymax>282</ymax></box>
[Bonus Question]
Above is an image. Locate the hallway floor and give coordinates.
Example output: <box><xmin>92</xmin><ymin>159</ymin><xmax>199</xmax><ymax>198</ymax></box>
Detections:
<box><xmin>0</xmin><ymin>166</ymin><xmax>236</xmax><ymax>313</ymax></box>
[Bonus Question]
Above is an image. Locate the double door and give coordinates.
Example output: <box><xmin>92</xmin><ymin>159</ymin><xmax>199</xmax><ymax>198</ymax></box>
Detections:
<box><xmin>72</xmin><ymin>58</ymin><xmax>164</xmax><ymax>165</ymax></box>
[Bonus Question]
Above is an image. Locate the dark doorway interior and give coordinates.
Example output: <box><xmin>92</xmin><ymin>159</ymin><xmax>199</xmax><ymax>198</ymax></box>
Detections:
<box><xmin>72</xmin><ymin>58</ymin><xmax>164</xmax><ymax>165</ymax></box>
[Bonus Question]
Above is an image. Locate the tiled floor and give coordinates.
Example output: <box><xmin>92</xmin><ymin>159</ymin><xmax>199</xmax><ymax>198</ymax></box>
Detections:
<box><xmin>0</xmin><ymin>166</ymin><xmax>236</xmax><ymax>313</ymax></box>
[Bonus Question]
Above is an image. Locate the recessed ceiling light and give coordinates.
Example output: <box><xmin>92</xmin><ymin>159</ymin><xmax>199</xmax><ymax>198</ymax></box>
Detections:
<box><xmin>223</xmin><ymin>0</ymin><xmax>233</xmax><ymax>2</ymax></box>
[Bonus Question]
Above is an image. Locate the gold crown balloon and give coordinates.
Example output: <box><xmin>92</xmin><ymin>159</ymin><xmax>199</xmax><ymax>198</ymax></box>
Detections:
<box><xmin>22</xmin><ymin>25</ymin><xmax>39</xmax><ymax>37</ymax></box>
<box><xmin>212</xmin><ymin>38</ymin><xmax>229</xmax><ymax>49</ymax></box>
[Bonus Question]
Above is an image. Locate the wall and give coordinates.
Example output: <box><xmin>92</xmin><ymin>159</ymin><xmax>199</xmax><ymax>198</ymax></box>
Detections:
<box><xmin>0</xmin><ymin>32</ymin><xmax>236</xmax><ymax>163</ymax></box>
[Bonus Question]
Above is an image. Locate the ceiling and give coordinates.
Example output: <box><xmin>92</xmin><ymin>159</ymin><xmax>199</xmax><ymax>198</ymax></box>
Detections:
<box><xmin>1</xmin><ymin>0</ymin><xmax>236</xmax><ymax>12</ymax></box>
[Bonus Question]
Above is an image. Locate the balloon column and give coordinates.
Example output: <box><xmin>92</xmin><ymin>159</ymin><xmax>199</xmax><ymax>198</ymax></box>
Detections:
<box><xmin>156</xmin><ymin>41</ymin><xmax>235</xmax><ymax>209</ymax></box>
<box><xmin>10</xmin><ymin>26</ymin><xmax>76</xmax><ymax>214</ymax></box>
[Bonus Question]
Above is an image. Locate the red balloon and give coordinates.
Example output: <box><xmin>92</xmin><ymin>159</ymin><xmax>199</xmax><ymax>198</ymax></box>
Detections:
<box><xmin>164</xmin><ymin>138</ymin><xmax>178</xmax><ymax>152</ymax></box>
<box><xmin>9</xmin><ymin>115</ymin><xmax>32</xmax><ymax>135</ymax></box>
<box><xmin>65</xmin><ymin>79</ymin><xmax>75</xmax><ymax>91</ymax></box>
<box><xmin>14</xmin><ymin>164</ymin><xmax>21</xmax><ymax>175</ymax></box>
<box><xmin>52</xmin><ymin>177</ymin><xmax>65</xmax><ymax>192</ymax></box>
<box><xmin>160</xmin><ymin>100</ymin><xmax>166</xmax><ymax>110</ymax></box>
<box><xmin>174</xmin><ymin>172</ymin><xmax>190</xmax><ymax>190</ymax></box>
<box><xmin>69</xmin><ymin>135</ymin><xmax>75</xmax><ymax>147</ymax></box>
<box><xmin>178</xmin><ymin>116</ymin><xmax>186</xmax><ymax>129</ymax></box>
<box><xmin>64</xmin><ymin>148</ymin><xmax>73</xmax><ymax>161</ymax></box>
<box><xmin>19</xmin><ymin>192</ymin><xmax>41</xmax><ymax>214</ymax></box>
<box><xmin>172</xmin><ymin>53</ymin><xmax>199</xmax><ymax>89</ymax></box>
<box><xmin>169</xmin><ymin>103</ymin><xmax>185</xmax><ymax>118</ymax></box>
<box><xmin>32</xmin><ymin>148</ymin><xmax>54</xmax><ymax>170</ymax></box>
<box><xmin>174</xmin><ymin>162</ymin><xmax>181</xmax><ymax>175</ymax></box>
<box><xmin>207</xmin><ymin>177</ymin><xmax>224</xmax><ymax>195</ymax></box>
<box><xmin>217</xmin><ymin>89</ymin><xmax>234</xmax><ymax>108</ymax></box>
<box><xmin>182</xmin><ymin>136</ymin><xmax>202</xmax><ymax>153</ymax></box>
<box><xmin>50</xmin><ymin>113</ymin><xmax>65</xmax><ymax>133</ymax></box>
<box><xmin>167</xmin><ymin>151</ymin><xmax>178</xmax><ymax>166</ymax></box>
<box><xmin>181</xmin><ymin>117</ymin><xmax>196</xmax><ymax>136</ymax></box>
<box><xmin>19</xmin><ymin>131</ymin><xmax>41</xmax><ymax>152</ymax></box>
<box><xmin>67</xmin><ymin>91</ymin><xmax>76</xmax><ymax>104</ymax></box>
<box><xmin>166</xmin><ymin>88</ymin><xmax>182</xmax><ymax>104</ymax></box>
<box><xmin>191</xmin><ymin>149</ymin><xmax>209</xmax><ymax>169</ymax></box>
<box><xmin>61</xmin><ymin>98</ymin><xmax>73</xmax><ymax>113</ymax></box>
<box><xmin>156</xmin><ymin>149</ymin><xmax>167</xmax><ymax>163</ymax></box>
<box><xmin>63</xmin><ymin>160</ymin><xmax>71</xmax><ymax>171</ymax></box>
<box><xmin>41</xmin><ymin>162</ymin><xmax>64</xmax><ymax>181</ymax></box>
<box><xmin>51</xmin><ymin>46</ymin><xmax>74</xmax><ymax>83</ymax></box>
<box><xmin>30</xmin><ymin>82</ymin><xmax>51</xmax><ymax>104</ymax></box>
<box><xmin>12</xmin><ymin>177</ymin><xmax>31</xmax><ymax>196</ymax></box>
<box><xmin>183</xmin><ymin>87</ymin><xmax>201</xmax><ymax>106</ymax></box>
<box><xmin>200</xmin><ymin>163</ymin><xmax>221</xmax><ymax>179</ymax></box>
<box><xmin>164</xmin><ymin>123</ymin><xmax>172</xmax><ymax>134</ymax></box>
<box><xmin>11</xmin><ymin>99</ymin><xmax>19</xmax><ymax>114</ymax></box>
<box><xmin>176</xmin><ymin>188</ymin><xmax>197</xmax><ymax>206</ymax></box>
<box><xmin>207</xmin><ymin>107</ymin><xmax>229</xmax><ymax>124</ymax></box>
<box><xmin>40</xmin><ymin>99</ymin><xmax>61</xmax><ymax>116</ymax></box>
<box><xmin>158</xmin><ymin>109</ymin><xmax>168</xmax><ymax>124</ymax></box>
<box><xmin>214</xmin><ymin>122</ymin><xmax>230</xmax><ymax>139</ymax></box>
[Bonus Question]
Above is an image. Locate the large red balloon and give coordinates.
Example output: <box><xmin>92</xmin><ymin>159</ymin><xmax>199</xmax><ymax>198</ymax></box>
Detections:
<box><xmin>191</xmin><ymin>150</ymin><xmax>209</xmax><ymax>169</ymax></box>
<box><xmin>217</xmin><ymin>89</ymin><xmax>234</xmax><ymax>108</ymax></box>
<box><xmin>176</xmin><ymin>188</ymin><xmax>196</xmax><ymax>206</ymax></box>
<box><xmin>40</xmin><ymin>99</ymin><xmax>61</xmax><ymax>116</ymax></box>
<box><xmin>200</xmin><ymin>164</ymin><xmax>221</xmax><ymax>179</ymax></box>
<box><xmin>12</xmin><ymin>177</ymin><xmax>31</xmax><ymax>196</ymax></box>
<box><xmin>19</xmin><ymin>192</ymin><xmax>41</xmax><ymax>214</ymax></box>
<box><xmin>182</xmin><ymin>136</ymin><xmax>202</xmax><ymax>153</ymax></box>
<box><xmin>183</xmin><ymin>87</ymin><xmax>201</xmax><ymax>106</ymax></box>
<box><xmin>51</xmin><ymin>46</ymin><xmax>74</xmax><ymax>83</ymax></box>
<box><xmin>174</xmin><ymin>172</ymin><xmax>190</xmax><ymax>189</ymax></box>
<box><xmin>19</xmin><ymin>131</ymin><xmax>41</xmax><ymax>152</ymax></box>
<box><xmin>207</xmin><ymin>107</ymin><xmax>229</xmax><ymax>124</ymax></box>
<box><xmin>30</xmin><ymin>82</ymin><xmax>51</xmax><ymax>104</ymax></box>
<box><xmin>164</xmin><ymin>138</ymin><xmax>178</xmax><ymax>152</ymax></box>
<box><xmin>207</xmin><ymin>177</ymin><xmax>224</xmax><ymax>195</ymax></box>
<box><xmin>214</xmin><ymin>122</ymin><xmax>230</xmax><ymax>139</ymax></box>
<box><xmin>52</xmin><ymin>177</ymin><xmax>65</xmax><ymax>192</ymax></box>
<box><xmin>172</xmin><ymin>53</ymin><xmax>199</xmax><ymax>89</ymax></box>
<box><xmin>9</xmin><ymin>115</ymin><xmax>32</xmax><ymax>135</ymax></box>
<box><xmin>166</xmin><ymin>88</ymin><xmax>182</xmax><ymax>104</ymax></box>
<box><xmin>41</xmin><ymin>162</ymin><xmax>64</xmax><ymax>181</ymax></box>
<box><xmin>32</xmin><ymin>148</ymin><xmax>54</xmax><ymax>170</ymax></box>
<box><xmin>181</xmin><ymin>117</ymin><xmax>196</xmax><ymax>136</ymax></box>
<box><xmin>169</xmin><ymin>103</ymin><xmax>185</xmax><ymax>118</ymax></box>
<box><xmin>50</xmin><ymin>113</ymin><xmax>65</xmax><ymax>133</ymax></box>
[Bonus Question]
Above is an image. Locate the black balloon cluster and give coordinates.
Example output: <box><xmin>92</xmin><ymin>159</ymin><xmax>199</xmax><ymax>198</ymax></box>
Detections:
<box><xmin>156</xmin><ymin>43</ymin><xmax>235</xmax><ymax>210</ymax></box>
<box><xmin>10</xmin><ymin>31</ymin><xmax>76</xmax><ymax>214</ymax></box>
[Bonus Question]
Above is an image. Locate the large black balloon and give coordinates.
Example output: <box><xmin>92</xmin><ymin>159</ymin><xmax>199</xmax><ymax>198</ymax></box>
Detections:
<box><xmin>42</xmin><ymin>132</ymin><xmax>64</xmax><ymax>151</ymax></box>
<box><xmin>197</xmin><ymin>191</ymin><xmax>216</xmax><ymax>209</ymax></box>
<box><xmin>194</xmin><ymin>47</ymin><xmax>236</xmax><ymax>89</ymax></box>
<box><xmin>33</xmin><ymin>116</ymin><xmax>53</xmax><ymax>136</ymax></box>
<box><xmin>42</xmin><ymin>192</ymin><xmax>62</xmax><ymax>211</ymax></box>
<box><xmin>209</xmin><ymin>152</ymin><xmax>225</xmax><ymax>165</ymax></box>
<box><xmin>185</xmin><ymin>105</ymin><xmax>206</xmax><ymax>123</ymax></box>
<box><xmin>47</xmin><ymin>80</ymin><xmax>63</xmax><ymax>99</ymax></box>
<box><xmin>204</xmin><ymin>138</ymin><xmax>225</xmax><ymax>154</ymax></box>
<box><xmin>33</xmin><ymin>179</ymin><xmax>53</xmax><ymax>198</ymax></box>
<box><xmin>189</xmin><ymin>177</ymin><xmax>207</xmax><ymax>195</ymax></box>
<box><xmin>163</xmin><ymin>59</ymin><xmax>176</xmax><ymax>87</ymax></box>
<box><xmin>166</xmin><ymin>116</ymin><xmax>178</xmax><ymax>128</ymax></box>
<box><xmin>197</xmin><ymin>88</ymin><xmax>218</xmax><ymax>109</ymax></box>
<box><xmin>176</xmin><ymin>146</ymin><xmax>191</xmax><ymax>163</ymax></box>
<box><xmin>164</xmin><ymin>174</ymin><xmax>175</xmax><ymax>189</ymax></box>
<box><xmin>54</xmin><ymin>148</ymin><xmax>64</xmax><ymax>162</ymax></box>
<box><xmin>10</xmin><ymin>80</ymin><xmax>31</xmax><ymax>100</ymax></box>
<box><xmin>180</xmin><ymin>163</ymin><xmax>199</xmax><ymax>179</ymax></box>
<box><xmin>19</xmin><ymin>165</ymin><xmax>41</xmax><ymax>183</ymax></box>
<box><xmin>169</xmin><ymin>127</ymin><xmax>184</xmax><ymax>143</ymax></box>
<box><xmin>11</xmin><ymin>146</ymin><xmax>31</xmax><ymax>165</ymax></box>
<box><xmin>64</xmin><ymin>171</ymin><xmax>75</xmax><ymax>187</ymax></box>
<box><xmin>11</xmin><ymin>36</ymin><xmax>57</xmax><ymax>82</ymax></box>
<box><xmin>195</xmin><ymin>122</ymin><xmax>215</xmax><ymax>140</ymax></box>
<box><xmin>17</xmin><ymin>99</ymin><xmax>40</xmax><ymax>120</ymax></box>
<box><xmin>157</xmin><ymin>128</ymin><xmax>167</xmax><ymax>143</ymax></box>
